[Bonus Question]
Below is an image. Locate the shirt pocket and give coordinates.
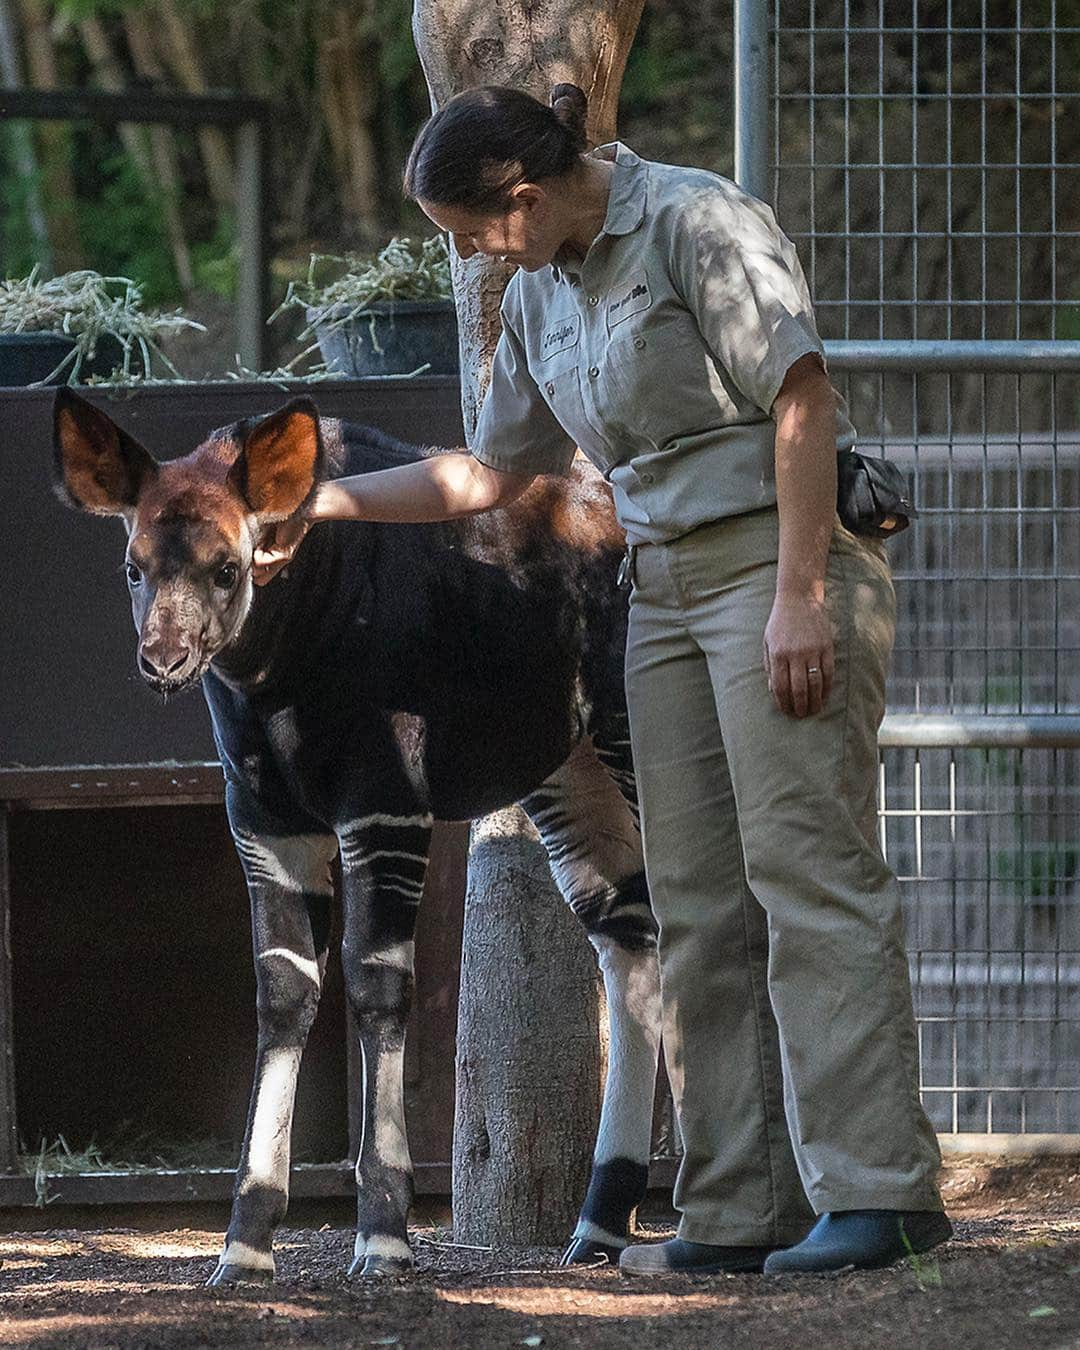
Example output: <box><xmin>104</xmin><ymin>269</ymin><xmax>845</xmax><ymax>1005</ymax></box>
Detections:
<box><xmin>604</xmin><ymin>312</ymin><xmax>732</xmax><ymax>446</ymax></box>
<box><xmin>538</xmin><ymin>362</ymin><xmax>593</xmax><ymax>458</ymax></box>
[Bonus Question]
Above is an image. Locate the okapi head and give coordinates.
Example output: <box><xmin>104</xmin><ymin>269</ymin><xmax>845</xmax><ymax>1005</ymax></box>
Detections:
<box><xmin>52</xmin><ymin>388</ymin><xmax>325</xmax><ymax>695</ymax></box>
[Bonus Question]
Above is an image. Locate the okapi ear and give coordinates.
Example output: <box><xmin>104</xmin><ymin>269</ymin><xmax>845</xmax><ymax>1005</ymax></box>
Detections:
<box><xmin>52</xmin><ymin>387</ymin><xmax>159</xmax><ymax>517</ymax></box>
<box><xmin>227</xmin><ymin>397</ymin><xmax>324</xmax><ymax>523</ymax></box>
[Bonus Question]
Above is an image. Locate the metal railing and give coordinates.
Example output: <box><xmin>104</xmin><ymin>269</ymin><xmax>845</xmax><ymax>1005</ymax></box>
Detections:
<box><xmin>729</xmin><ymin>3</ymin><xmax>1080</xmax><ymax>1143</ymax></box>
<box><xmin>0</xmin><ymin>87</ymin><xmax>272</xmax><ymax>370</ymax></box>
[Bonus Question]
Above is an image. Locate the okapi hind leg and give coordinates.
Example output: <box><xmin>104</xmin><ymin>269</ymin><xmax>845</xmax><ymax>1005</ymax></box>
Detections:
<box><xmin>522</xmin><ymin>737</ymin><xmax>662</xmax><ymax>1266</ymax></box>
<box><xmin>337</xmin><ymin>811</ymin><xmax>432</xmax><ymax>1278</ymax></box>
<box><xmin>209</xmin><ymin>784</ymin><xmax>337</xmax><ymax>1287</ymax></box>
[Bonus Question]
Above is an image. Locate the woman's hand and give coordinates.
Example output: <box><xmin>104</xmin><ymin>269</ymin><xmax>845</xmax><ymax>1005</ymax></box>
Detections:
<box><xmin>252</xmin><ymin>512</ymin><xmax>312</xmax><ymax>586</ymax></box>
<box><xmin>763</xmin><ymin>593</ymin><xmax>834</xmax><ymax>718</ymax></box>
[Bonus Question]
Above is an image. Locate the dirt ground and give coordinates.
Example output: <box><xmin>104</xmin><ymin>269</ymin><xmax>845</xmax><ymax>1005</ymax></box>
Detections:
<box><xmin>0</xmin><ymin>1156</ymin><xmax>1078</xmax><ymax>1349</ymax></box>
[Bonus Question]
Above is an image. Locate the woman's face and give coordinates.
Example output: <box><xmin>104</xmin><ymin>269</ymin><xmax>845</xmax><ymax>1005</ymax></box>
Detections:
<box><xmin>418</xmin><ymin>185</ymin><xmax>563</xmax><ymax>272</ymax></box>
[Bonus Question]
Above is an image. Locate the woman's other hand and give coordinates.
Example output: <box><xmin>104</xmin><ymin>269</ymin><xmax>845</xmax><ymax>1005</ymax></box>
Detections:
<box><xmin>763</xmin><ymin>594</ymin><xmax>835</xmax><ymax>718</ymax></box>
<box><xmin>252</xmin><ymin>513</ymin><xmax>312</xmax><ymax>586</ymax></box>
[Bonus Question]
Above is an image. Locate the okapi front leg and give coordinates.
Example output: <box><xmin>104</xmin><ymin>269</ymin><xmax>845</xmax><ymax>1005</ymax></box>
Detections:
<box><xmin>338</xmin><ymin>811</ymin><xmax>432</xmax><ymax>1277</ymax></box>
<box><xmin>209</xmin><ymin>787</ymin><xmax>337</xmax><ymax>1286</ymax></box>
<box><xmin>523</xmin><ymin>737</ymin><xmax>662</xmax><ymax>1264</ymax></box>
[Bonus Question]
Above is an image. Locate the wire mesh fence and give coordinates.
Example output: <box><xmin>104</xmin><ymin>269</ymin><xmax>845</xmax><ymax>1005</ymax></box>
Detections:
<box><xmin>766</xmin><ymin>4</ymin><xmax>1080</xmax><ymax>1137</ymax></box>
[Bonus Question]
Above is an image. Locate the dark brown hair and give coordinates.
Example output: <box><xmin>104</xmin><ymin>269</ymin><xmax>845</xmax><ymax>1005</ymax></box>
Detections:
<box><xmin>403</xmin><ymin>84</ymin><xmax>588</xmax><ymax>213</ymax></box>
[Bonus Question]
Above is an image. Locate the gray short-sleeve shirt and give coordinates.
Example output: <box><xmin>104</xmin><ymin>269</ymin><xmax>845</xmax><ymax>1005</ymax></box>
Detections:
<box><xmin>469</xmin><ymin>140</ymin><xmax>858</xmax><ymax>546</ymax></box>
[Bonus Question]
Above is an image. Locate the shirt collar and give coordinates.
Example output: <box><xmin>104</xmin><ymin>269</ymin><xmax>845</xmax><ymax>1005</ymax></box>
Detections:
<box><xmin>549</xmin><ymin>140</ymin><xmax>646</xmax><ymax>282</ymax></box>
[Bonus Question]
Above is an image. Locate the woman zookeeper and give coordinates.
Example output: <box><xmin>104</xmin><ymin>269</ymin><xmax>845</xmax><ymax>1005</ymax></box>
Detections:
<box><xmin>254</xmin><ymin>84</ymin><xmax>953</xmax><ymax>1276</ymax></box>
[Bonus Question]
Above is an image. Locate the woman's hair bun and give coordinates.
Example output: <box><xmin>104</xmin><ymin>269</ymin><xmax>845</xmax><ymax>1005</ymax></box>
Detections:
<box><xmin>550</xmin><ymin>83</ymin><xmax>588</xmax><ymax>152</ymax></box>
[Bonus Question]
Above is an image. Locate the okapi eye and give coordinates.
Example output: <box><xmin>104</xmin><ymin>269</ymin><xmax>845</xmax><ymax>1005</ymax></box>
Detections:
<box><xmin>126</xmin><ymin>562</ymin><xmax>142</xmax><ymax>586</ymax></box>
<box><xmin>215</xmin><ymin>562</ymin><xmax>239</xmax><ymax>590</ymax></box>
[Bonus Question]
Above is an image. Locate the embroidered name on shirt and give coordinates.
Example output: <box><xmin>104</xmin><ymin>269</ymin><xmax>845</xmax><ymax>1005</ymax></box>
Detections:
<box><xmin>606</xmin><ymin>276</ymin><xmax>652</xmax><ymax>330</ymax></box>
<box><xmin>541</xmin><ymin>314</ymin><xmax>581</xmax><ymax>358</ymax></box>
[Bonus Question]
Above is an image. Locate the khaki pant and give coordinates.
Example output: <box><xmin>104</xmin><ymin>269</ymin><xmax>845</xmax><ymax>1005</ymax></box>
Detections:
<box><xmin>625</xmin><ymin>506</ymin><xmax>943</xmax><ymax>1246</ymax></box>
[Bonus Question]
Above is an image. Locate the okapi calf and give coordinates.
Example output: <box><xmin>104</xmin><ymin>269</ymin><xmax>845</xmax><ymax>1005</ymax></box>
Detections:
<box><xmin>52</xmin><ymin>388</ymin><xmax>663</xmax><ymax>1282</ymax></box>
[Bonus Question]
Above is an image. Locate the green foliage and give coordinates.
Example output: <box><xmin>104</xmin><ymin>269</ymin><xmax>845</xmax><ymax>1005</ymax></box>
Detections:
<box><xmin>0</xmin><ymin>129</ymin><xmax>49</xmax><ymax>278</ymax></box>
<box><xmin>78</xmin><ymin>151</ymin><xmax>181</xmax><ymax>306</ymax></box>
<box><xmin>992</xmin><ymin>847</ymin><xmax>1078</xmax><ymax>900</ymax></box>
<box><xmin>191</xmin><ymin>213</ymin><xmax>240</xmax><ymax>300</ymax></box>
<box><xmin>620</xmin><ymin>9</ymin><xmax>700</xmax><ymax>111</ymax></box>
<box><xmin>371</xmin><ymin>0</ymin><xmax>424</xmax><ymax>92</ymax></box>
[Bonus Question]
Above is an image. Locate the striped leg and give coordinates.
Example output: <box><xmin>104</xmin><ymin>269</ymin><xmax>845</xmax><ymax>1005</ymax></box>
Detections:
<box><xmin>337</xmin><ymin>811</ymin><xmax>432</xmax><ymax>1277</ymax></box>
<box><xmin>209</xmin><ymin>784</ymin><xmax>337</xmax><ymax>1286</ymax></box>
<box><xmin>522</xmin><ymin>736</ymin><xmax>662</xmax><ymax>1265</ymax></box>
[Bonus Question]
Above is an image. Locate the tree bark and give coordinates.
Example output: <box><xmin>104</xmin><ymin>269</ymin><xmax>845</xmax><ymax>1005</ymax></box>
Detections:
<box><xmin>154</xmin><ymin>0</ymin><xmax>235</xmax><ymax>211</ymax></box>
<box><xmin>316</xmin><ymin>1</ymin><xmax>382</xmax><ymax>243</ymax></box>
<box><xmin>15</xmin><ymin>0</ymin><xmax>83</xmax><ymax>271</ymax></box>
<box><xmin>412</xmin><ymin>0</ymin><xmax>644</xmax><ymax>1247</ymax></box>
<box><xmin>452</xmin><ymin>811</ymin><xmax>601</xmax><ymax>1245</ymax></box>
<box><xmin>123</xmin><ymin>10</ymin><xmax>195</xmax><ymax>293</ymax></box>
<box><xmin>0</xmin><ymin>0</ymin><xmax>51</xmax><ymax>270</ymax></box>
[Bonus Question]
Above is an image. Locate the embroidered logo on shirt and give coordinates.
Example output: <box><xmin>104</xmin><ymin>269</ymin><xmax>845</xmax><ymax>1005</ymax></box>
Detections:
<box><xmin>606</xmin><ymin>275</ymin><xmax>652</xmax><ymax>330</ymax></box>
<box><xmin>541</xmin><ymin>314</ymin><xmax>581</xmax><ymax>358</ymax></box>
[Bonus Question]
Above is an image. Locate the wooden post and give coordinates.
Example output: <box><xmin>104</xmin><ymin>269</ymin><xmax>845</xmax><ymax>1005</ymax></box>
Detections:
<box><xmin>0</xmin><ymin>807</ymin><xmax>20</xmax><ymax>1172</ymax></box>
<box><xmin>411</xmin><ymin>0</ymin><xmax>645</xmax><ymax>1246</ymax></box>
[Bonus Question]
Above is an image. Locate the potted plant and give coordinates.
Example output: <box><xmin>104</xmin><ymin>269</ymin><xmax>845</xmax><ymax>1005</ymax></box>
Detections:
<box><xmin>275</xmin><ymin>235</ymin><xmax>459</xmax><ymax>377</ymax></box>
<box><xmin>0</xmin><ymin>268</ymin><xmax>203</xmax><ymax>386</ymax></box>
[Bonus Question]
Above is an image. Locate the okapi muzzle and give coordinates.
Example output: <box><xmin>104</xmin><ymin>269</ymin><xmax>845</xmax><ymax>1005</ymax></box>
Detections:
<box><xmin>51</xmin><ymin>387</ymin><xmax>325</xmax><ymax>695</ymax></box>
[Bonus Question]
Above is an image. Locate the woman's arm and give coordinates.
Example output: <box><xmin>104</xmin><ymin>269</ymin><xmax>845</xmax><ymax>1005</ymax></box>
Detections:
<box><xmin>313</xmin><ymin>452</ymin><xmax>534</xmax><ymax>523</ymax></box>
<box><xmin>251</xmin><ymin>454</ymin><xmax>535</xmax><ymax>585</ymax></box>
<box><xmin>763</xmin><ymin>352</ymin><xmax>839</xmax><ymax>720</ymax></box>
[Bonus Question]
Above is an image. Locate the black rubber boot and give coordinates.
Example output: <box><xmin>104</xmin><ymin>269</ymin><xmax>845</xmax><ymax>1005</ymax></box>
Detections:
<box><xmin>619</xmin><ymin>1237</ymin><xmax>778</xmax><ymax>1276</ymax></box>
<box><xmin>763</xmin><ymin>1209</ymin><xmax>953</xmax><ymax>1275</ymax></box>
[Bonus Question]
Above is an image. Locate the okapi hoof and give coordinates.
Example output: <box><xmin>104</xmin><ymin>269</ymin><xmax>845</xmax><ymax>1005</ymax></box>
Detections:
<box><xmin>347</xmin><ymin>1253</ymin><xmax>413</xmax><ymax>1279</ymax></box>
<box><xmin>206</xmin><ymin>1262</ymin><xmax>274</xmax><ymax>1287</ymax></box>
<box><xmin>560</xmin><ymin>1237</ymin><xmax>624</xmax><ymax>1267</ymax></box>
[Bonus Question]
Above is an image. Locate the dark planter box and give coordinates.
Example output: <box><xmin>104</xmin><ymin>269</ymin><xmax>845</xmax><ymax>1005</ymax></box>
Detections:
<box><xmin>0</xmin><ymin>377</ymin><xmax>467</xmax><ymax>1192</ymax></box>
<box><xmin>0</xmin><ymin>332</ymin><xmax>147</xmax><ymax>386</ymax></box>
<box><xmin>309</xmin><ymin>300</ymin><xmax>459</xmax><ymax>377</ymax></box>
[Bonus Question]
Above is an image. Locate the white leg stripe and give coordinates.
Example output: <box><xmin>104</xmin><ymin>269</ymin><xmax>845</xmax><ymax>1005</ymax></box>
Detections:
<box><xmin>355</xmin><ymin>1234</ymin><xmax>412</xmax><ymax>1263</ymax></box>
<box><xmin>572</xmin><ymin>1219</ymin><xmax>629</xmax><ymax>1249</ymax></box>
<box><xmin>374</xmin><ymin>1047</ymin><xmax>412</xmax><ymax>1171</ymax></box>
<box><xmin>346</xmin><ymin>849</ymin><xmax>430</xmax><ymax>867</ymax></box>
<box><xmin>366</xmin><ymin>941</ymin><xmax>415</xmax><ymax>973</ymax></box>
<box><xmin>592</xmin><ymin>939</ymin><xmax>663</xmax><ymax>1166</ymax></box>
<box><xmin>220</xmin><ymin>1239</ymin><xmax>275</xmax><ymax>1273</ymax></box>
<box><xmin>339</xmin><ymin>812</ymin><xmax>434</xmax><ymax>833</ymax></box>
<box><xmin>258</xmin><ymin>948</ymin><xmax>321</xmax><ymax>986</ymax></box>
<box><xmin>239</xmin><ymin>1046</ymin><xmax>301</xmax><ymax>1195</ymax></box>
<box><xmin>377</xmin><ymin>883</ymin><xmax>425</xmax><ymax>902</ymax></box>
<box><xmin>232</xmin><ymin>832</ymin><xmax>336</xmax><ymax>896</ymax></box>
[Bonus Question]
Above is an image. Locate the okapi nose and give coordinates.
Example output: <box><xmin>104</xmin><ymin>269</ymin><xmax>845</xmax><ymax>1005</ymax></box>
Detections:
<box><xmin>139</xmin><ymin>645</ymin><xmax>191</xmax><ymax>679</ymax></box>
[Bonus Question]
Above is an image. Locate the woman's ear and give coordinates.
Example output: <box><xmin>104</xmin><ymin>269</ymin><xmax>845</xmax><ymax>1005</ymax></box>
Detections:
<box><xmin>227</xmin><ymin>397</ymin><xmax>325</xmax><ymax>523</ymax></box>
<box><xmin>52</xmin><ymin>387</ymin><xmax>160</xmax><ymax>518</ymax></box>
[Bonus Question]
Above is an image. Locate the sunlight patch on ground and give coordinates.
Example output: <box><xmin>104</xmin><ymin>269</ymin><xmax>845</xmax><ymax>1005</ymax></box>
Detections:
<box><xmin>0</xmin><ymin>1280</ymin><xmax>194</xmax><ymax>1300</ymax></box>
<box><xmin>437</xmin><ymin>1284</ymin><xmax>740</xmax><ymax>1316</ymax></box>
<box><xmin>0</xmin><ymin>1232</ymin><xmax>219</xmax><ymax>1261</ymax></box>
<box><xmin>0</xmin><ymin>1311</ymin><xmax>196</xmax><ymax>1344</ymax></box>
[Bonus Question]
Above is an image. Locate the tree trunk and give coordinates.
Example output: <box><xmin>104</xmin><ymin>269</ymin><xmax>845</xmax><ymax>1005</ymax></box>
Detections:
<box><xmin>316</xmin><ymin>1</ymin><xmax>382</xmax><ymax>243</ymax></box>
<box><xmin>16</xmin><ymin>0</ymin><xmax>83</xmax><ymax>271</ymax></box>
<box><xmin>0</xmin><ymin>0</ymin><xmax>51</xmax><ymax>270</ymax></box>
<box><xmin>124</xmin><ymin>11</ymin><xmax>195</xmax><ymax>293</ymax></box>
<box><xmin>154</xmin><ymin>0</ymin><xmax>235</xmax><ymax>211</ymax></box>
<box><xmin>452</xmin><ymin>810</ymin><xmax>601</xmax><ymax>1245</ymax></box>
<box><xmin>412</xmin><ymin>0</ymin><xmax>644</xmax><ymax>1248</ymax></box>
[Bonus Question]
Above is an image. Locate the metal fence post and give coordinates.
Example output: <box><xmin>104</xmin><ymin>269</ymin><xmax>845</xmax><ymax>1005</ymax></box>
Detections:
<box><xmin>734</xmin><ymin>0</ymin><xmax>771</xmax><ymax>203</ymax></box>
<box><xmin>236</xmin><ymin>115</ymin><xmax>270</xmax><ymax>373</ymax></box>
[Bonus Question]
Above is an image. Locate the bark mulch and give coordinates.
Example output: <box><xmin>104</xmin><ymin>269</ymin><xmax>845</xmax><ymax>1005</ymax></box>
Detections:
<box><xmin>0</xmin><ymin>1155</ymin><xmax>1078</xmax><ymax>1349</ymax></box>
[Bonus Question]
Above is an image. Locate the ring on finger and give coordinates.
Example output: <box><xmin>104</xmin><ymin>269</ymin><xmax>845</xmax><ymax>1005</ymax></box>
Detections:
<box><xmin>807</xmin><ymin>666</ymin><xmax>822</xmax><ymax>678</ymax></box>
